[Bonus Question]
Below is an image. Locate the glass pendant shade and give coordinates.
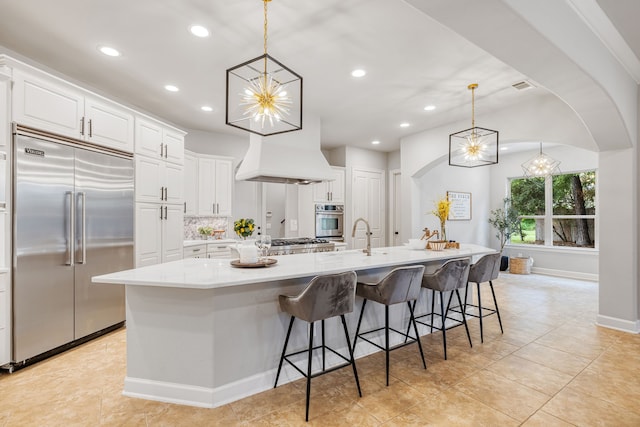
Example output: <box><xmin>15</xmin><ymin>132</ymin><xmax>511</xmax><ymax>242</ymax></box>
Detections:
<box><xmin>226</xmin><ymin>53</ymin><xmax>302</xmax><ymax>136</ymax></box>
<box><xmin>449</xmin><ymin>126</ymin><xmax>499</xmax><ymax>167</ymax></box>
<box><xmin>449</xmin><ymin>83</ymin><xmax>499</xmax><ymax>168</ymax></box>
<box><xmin>522</xmin><ymin>143</ymin><xmax>560</xmax><ymax>177</ymax></box>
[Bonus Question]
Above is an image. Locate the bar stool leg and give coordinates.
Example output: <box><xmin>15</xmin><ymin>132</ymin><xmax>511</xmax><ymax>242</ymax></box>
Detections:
<box><xmin>430</xmin><ymin>290</ymin><xmax>436</xmax><ymax>333</ymax></box>
<box><xmin>477</xmin><ymin>282</ymin><xmax>484</xmax><ymax>343</ymax></box>
<box><xmin>305</xmin><ymin>322</ymin><xmax>314</xmax><ymax>422</ymax></box>
<box><xmin>353</xmin><ymin>299</ymin><xmax>367</xmax><ymax>349</ymax></box>
<box><xmin>385</xmin><ymin>305</ymin><xmax>390</xmax><ymax>386</ymax></box>
<box><xmin>322</xmin><ymin>319</ymin><xmax>326</xmax><ymax>371</ymax></box>
<box><xmin>462</xmin><ymin>282</ymin><xmax>470</xmax><ymax>314</ymax></box>
<box><xmin>440</xmin><ymin>292</ymin><xmax>448</xmax><ymax>360</ymax></box>
<box><xmin>489</xmin><ymin>281</ymin><xmax>504</xmax><ymax>334</ymax></box>
<box><xmin>340</xmin><ymin>314</ymin><xmax>362</xmax><ymax>397</ymax></box>
<box><xmin>407</xmin><ymin>301</ymin><xmax>426</xmax><ymax>369</ymax></box>
<box><xmin>274</xmin><ymin>316</ymin><xmax>295</xmax><ymax>388</ymax></box>
<box><xmin>455</xmin><ymin>289</ymin><xmax>473</xmax><ymax>348</ymax></box>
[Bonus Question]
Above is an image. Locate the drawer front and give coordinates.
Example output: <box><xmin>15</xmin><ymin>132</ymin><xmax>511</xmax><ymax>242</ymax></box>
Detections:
<box><xmin>184</xmin><ymin>244</ymin><xmax>206</xmax><ymax>258</ymax></box>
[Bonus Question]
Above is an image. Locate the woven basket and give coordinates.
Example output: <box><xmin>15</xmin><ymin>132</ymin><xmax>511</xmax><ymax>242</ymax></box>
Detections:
<box><xmin>509</xmin><ymin>257</ymin><xmax>531</xmax><ymax>274</ymax></box>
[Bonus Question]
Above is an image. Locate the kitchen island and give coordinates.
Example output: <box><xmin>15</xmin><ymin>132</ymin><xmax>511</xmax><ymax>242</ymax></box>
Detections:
<box><xmin>93</xmin><ymin>244</ymin><xmax>495</xmax><ymax>408</ymax></box>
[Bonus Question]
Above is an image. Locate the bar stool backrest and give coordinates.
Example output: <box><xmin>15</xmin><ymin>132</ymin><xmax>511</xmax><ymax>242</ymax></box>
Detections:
<box><xmin>423</xmin><ymin>258</ymin><xmax>470</xmax><ymax>292</ymax></box>
<box><xmin>468</xmin><ymin>253</ymin><xmax>501</xmax><ymax>283</ymax></box>
<box><xmin>287</xmin><ymin>271</ymin><xmax>357</xmax><ymax>323</ymax></box>
<box><xmin>375</xmin><ymin>265</ymin><xmax>426</xmax><ymax>305</ymax></box>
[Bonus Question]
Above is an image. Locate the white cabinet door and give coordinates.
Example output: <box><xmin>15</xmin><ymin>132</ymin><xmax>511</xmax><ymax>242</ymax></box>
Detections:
<box><xmin>313</xmin><ymin>181</ymin><xmax>330</xmax><ymax>203</ymax></box>
<box><xmin>313</xmin><ymin>167</ymin><xmax>344</xmax><ymax>203</ymax></box>
<box><xmin>12</xmin><ymin>68</ymin><xmax>84</xmax><ymax>139</ymax></box>
<box><xmin>135</xmin><ymin>203</ymin><xmax>162</xmax><ymax>267</ymax></box>
<box><xmin>197</xmin><ymin>158</ymin><xmax>216</xmax><ymax>216</ymax></box>
<box><xmin>329</xmin><ymin>168</ymin><xmax>345</xmax><ymax>203</ymax></box>
<box><xmin>184</xmin><ymin>153</ymin><xmax>198</xmax><ymax>216</ymax></box>
<box><xmin>135</xmin><ymin>118</ymin><xmax>163</xmax><ymax>159</ymax></box>
<box><xmin>165</xmin><ymin>162</ymin><xmax>184</xmax><ymax>205</ymax></box>
<box><xmin>85</xmin><ymin>95</ymin><xmax>134</xmax><ymax>153</ymax></box>
<box><xmin>215</xmin><ymin>159</ymin><xmax>233</xmax><ymax>216</ymax></box>
<box><xmin>163</xmin><ymin>129</ymin><xmax>184</xmax><ymax>165</ymax></box>
<box><xmin>352</xmin><ymin>168</ymin><xmax>385</xmax><ymax>249</ymax></box>
<box><xmin>0</xmin><ymin>272</ymin><xmax>8</xmax><ymax>366</ymax></box>
<box><xmin>135</xmin><ymin>156</ymin><xmax>164</xmax><ymax>203</ymax></box>
<box><xmin>162</xmin><ymin>204</ymin><xmax>184</xmax><ymax>263</ymax></box>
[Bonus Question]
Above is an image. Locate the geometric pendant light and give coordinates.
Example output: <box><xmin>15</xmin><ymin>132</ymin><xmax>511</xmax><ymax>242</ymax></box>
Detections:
<box><xmin>226</xmin><ymin>0</ymin><xmax>303</xmax><ymax>137</ymax></box>
<box><xmin>521</xmin><ymin>142</ymin><xmax>561</xmax><ymax>177</ymax></box>
<box><xmin>449</xmin><ymin>83</ymin><xmax>499</xmax><ymax>167</ymax></box>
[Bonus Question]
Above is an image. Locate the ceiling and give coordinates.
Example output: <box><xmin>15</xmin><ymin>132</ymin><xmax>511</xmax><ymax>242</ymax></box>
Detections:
<box><xmin>0</xmin><ymin>0</ymin><xmax>636</xmax><ymax>152</ymax></box>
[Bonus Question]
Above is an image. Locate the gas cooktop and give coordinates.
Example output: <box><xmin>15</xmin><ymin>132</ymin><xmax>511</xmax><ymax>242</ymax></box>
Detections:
<box><xmin>271</xmin><ymin>237</ymin><xmax>330</xmax><ymax>247</ymax></box>
<box><xmin>268</xmin><ymin>237</ymin><xmax>335</xmax><ymax>255</ymax></box>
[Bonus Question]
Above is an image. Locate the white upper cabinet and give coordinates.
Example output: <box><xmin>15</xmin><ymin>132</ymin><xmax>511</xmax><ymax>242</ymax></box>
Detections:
<box><xmin>135</xmin><ymin>117</ymin><xmax>184</xmax><ymax>165</ymax></box>
<box><xmin>183</xmin><ymin>153</ymin><xmax>198</xmax><ymax>216</ymax></box>
<box><xmin>197</xmin><ymin>157</ymin><xmax>233</xmax><ymax>216</ymax></box>
<box><xmin>12</xmin><ymin>67</ymin><xmax>134</xmax><ymax>152</ymax></box>
<box><xmin>135</xmin><ymin>156</ymin><xmax>183</xmax><ymax>204</ymax></box>
<box><xmin>313</xmin><ymin>167</ymin><xmax>345</xmax><ymax>203</ymax></box>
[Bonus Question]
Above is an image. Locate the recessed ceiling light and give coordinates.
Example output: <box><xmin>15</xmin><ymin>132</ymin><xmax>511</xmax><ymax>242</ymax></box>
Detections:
<box><xmin>351</xmin><ymin>69</ymin><xmax>366</xmax><ymax>78</ymax></box>
<box><xmin>423</xmin><ymin>105</ymin><xmax>436</xmax><ymax>111</ymax></box>
<box><xmin>500</xmin><ymin>146</ymin><xmax>509</xmax><ymax>151</ymax></box>
<box><xmin>400</xmin><ymin>122</ymin><xmax>410</xmax><ymax>128</ymax></box>
<box><xmin>164</xmin><ymin>85</ymin><xmax>179</xmax><ymax>92</ymax></box>
<box><xmin>201</xmin><ymin>105</ymin><xmax>213</xmax><ymax>112</ymax></box>
<box><xmin>190</xmin><ymin>25</ymin><xmax>209</xmax><ymax>38</ymax></box>
<box><xmin>371</xmin><ymin>140</ymin><xmax>380</xmax><ymax>145</ymax></box>
<box><xmin>98</xmin><ymin>46</ymin><xmax>121</xmax><ymax>57</ymax></box>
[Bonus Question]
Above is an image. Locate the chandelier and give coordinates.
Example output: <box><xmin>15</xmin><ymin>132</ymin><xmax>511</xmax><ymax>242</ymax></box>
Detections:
<box><xmin>449</xmin><ymin>83</ymin><xmax>499</xmax><ymax>167</ymax></box>
<box><xmin>226</xmin><ymin>0</ymin><xmax>302</xmax><ymax>136</ymax></box>
<box><xmin>521</xmin><ymin>143</ymin><xmax>561</xmax><ymax>177</ymax></box>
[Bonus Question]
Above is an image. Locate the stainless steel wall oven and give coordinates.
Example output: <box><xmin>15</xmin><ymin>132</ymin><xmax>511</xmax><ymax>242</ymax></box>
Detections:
<box><xmin>315</xmin><ymin>203</ymin><xmax>344</xmax><ymax>240</ymax></box>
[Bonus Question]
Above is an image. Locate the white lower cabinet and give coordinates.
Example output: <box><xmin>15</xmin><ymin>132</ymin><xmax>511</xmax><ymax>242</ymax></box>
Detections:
<box><xmin>135</xmin><ymin>203</ymin><xmax>184</xmax><ymax>267</ymax></box>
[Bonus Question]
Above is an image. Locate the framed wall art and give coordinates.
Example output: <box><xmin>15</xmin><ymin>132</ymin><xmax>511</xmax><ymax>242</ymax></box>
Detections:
<box><xmin>447</xmin><ymin>191</ymin><xmax>471</xmax><ymax>220</ymax></box>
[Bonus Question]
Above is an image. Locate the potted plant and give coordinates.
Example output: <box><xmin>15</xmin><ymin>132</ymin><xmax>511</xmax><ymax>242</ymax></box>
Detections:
<box><xmin>233</xmin><ymin>218</ymin><xmax>255</xmax><ymax>240</ymax></box>
<box><xmin>488</xmin><ymin>198</ymin><xmax>520</xmax><ymax>271</ymax></box>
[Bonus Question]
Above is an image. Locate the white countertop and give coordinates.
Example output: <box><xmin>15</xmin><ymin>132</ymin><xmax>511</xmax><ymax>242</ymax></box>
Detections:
<box><xmin>93</xmin><ymin>244</ymin><xmax>495</xmax><ymax>290</ymax></box>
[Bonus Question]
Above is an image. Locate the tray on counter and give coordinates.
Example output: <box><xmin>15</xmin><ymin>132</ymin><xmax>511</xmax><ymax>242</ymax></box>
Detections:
<box><xmin>230</xmin><ymin>258</ymin><xmax>278</xmax><ymax>268</ymax></box>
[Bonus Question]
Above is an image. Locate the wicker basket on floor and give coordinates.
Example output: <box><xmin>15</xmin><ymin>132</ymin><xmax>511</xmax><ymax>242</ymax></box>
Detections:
<box><xmin>509</xmin><ymin>257</ymin><xmax>531</xmax><ymax>274</ymax></box>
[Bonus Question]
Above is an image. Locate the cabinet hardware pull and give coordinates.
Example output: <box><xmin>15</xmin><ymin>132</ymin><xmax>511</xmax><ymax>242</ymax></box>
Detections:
<box><xmin>213</xmin><ymin>203</ymin><xmax>215</xmax><ymax>214</ymax></box>
<box><xmin>184</xmin><ymin>201</ymin><xmax>186</xmax><ymax>214</ymax></box>
<box><xmin>160</xmin><ymin>186</ymin><xmax>165</xmax><ymax>201</ymax></box>
<box><xmin>164</xmin><ymin>144</ymin><xmax>168</xmax><ymax>158</ymax></box>
<box><xmin>164</xmin><ymin>205</ymin><xmax>167</xmax><ymax>220</ymax></box>
<box><xmin>160</xmin><ymin>143</ymin><xmax>164</xmax><ymax>157</ymax></box>
<box><xmin>78</xmin><ymin>192</ymin><xmax>86</xmax><ymax>264</ymax></box>
<box><xmin>88</xmin><ymin>119</ymin><xmax>93</xmax><ymax>138</ymax></box>
<box><xmin>66</xmin><ymin>191</ymin><xmax>75</xmax><ymax>266</ymax></box>
<box><xmin>160</xmin><ymin>206</ymin><xmax>163</xmax><ymax>220</ymax></box>
<box><xmin>80</xmin><ymin>117</ymin><xmax>85</xmax><ymax>136</ymax></box>
<box><xmin>164</xmin><ymin>187</ymin><xmax>167</xmax><ymax>201</ymax></box>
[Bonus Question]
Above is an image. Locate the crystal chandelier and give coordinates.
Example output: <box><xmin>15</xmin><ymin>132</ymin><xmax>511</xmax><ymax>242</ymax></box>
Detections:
<box><xmin>521</xmin><ymin>143</ymin><xmax>561</xmax><ymax>177</ymax></box>
<box><xmin>226</xmin><ymin>0</ymin><xmax>302</xmax><ymax>136</ymax></box>
<box><xmin>449</xmin><ymin>83</ymin><xmax>499</xmax><ymax>167</ymax></box>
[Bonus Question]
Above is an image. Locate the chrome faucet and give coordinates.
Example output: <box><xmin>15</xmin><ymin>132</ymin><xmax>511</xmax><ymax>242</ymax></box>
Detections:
<box><xmin>352</xmin><ymin>217</ymin><xmax>371</xmax><ymax>256</ymax></box>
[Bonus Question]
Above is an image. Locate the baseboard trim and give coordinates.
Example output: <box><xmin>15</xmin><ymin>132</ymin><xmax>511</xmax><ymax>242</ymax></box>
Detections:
<box><xmin>596</xmin><ymin>315</ymin><xmax>640</xmax><ymax>334</ymax></box>
<box><xmin>531</xmin><ymin>267</ymin><xmax>598</xmax><ymax>282</ymax></box>
<box><xmin>123</xmin><ymin>344</ymin><xmax>381</xmax><ymax>408</ymax></box>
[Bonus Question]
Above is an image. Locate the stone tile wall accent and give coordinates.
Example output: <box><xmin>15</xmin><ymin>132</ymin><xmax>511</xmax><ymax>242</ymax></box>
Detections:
<box><xmin>184</xmin><ymin>216</ymin><xmax>229</xmax><ymax>240</ymax></box>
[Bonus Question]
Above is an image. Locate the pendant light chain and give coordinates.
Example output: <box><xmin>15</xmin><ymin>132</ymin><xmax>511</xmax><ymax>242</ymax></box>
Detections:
<box><xmin>263</xmin><ymin>0</ymin><xmax>268</xmax><ymax>56</ymax></box>
<box><xmin>470</xmin><ymin>84</ymin><xmax>475</xmax><ymax>128</ymax></box>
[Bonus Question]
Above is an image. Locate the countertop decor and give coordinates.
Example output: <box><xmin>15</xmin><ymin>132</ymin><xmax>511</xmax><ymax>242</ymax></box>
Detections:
<box><xmin>233</xmin><ymin>218</ymin><xmax>255</xmax><ymax>239</ymax></box>
<box><xmin>431</xmin><ymin>196</ymin><xmax>451</xmax><ymax>241</ymax></box>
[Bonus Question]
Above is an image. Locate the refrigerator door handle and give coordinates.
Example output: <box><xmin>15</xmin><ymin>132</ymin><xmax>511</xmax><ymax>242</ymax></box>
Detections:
<box><xmin>78</xmin><ymin>192</ymin><xmax>87</xmax><ymax>264</ymax></box>
<box><xmin>66</xmin><ymin>191</ymin><xmax>75</xmax><ymax>266</ymax></box>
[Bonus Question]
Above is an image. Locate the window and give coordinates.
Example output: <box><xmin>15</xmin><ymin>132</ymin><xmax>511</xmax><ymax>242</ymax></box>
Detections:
<box><xmin>509</xmin><ymin>171</ymin><xmax>596</xmax><ymax>248</ymax></box>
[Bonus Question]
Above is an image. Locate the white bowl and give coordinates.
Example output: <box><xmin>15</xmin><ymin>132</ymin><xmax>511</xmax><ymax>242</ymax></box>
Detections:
<box><xmin>407</xmin><ymin>239</ymin><xmax>426</xmax><ymax>250</ymax></box>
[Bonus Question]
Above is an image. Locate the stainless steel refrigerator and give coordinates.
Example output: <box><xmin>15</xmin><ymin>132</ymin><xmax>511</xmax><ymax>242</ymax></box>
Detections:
<box><xmin>12</xmin><ymin>126</ymin><xmax>133</xmax><ymax>365</ymax></box>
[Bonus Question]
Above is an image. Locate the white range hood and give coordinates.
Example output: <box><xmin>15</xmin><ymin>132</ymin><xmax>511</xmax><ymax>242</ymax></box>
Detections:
<box><xmin>235</xmin><ymin>115</ymin><xmax>333</xmax><ymax>185</ymax></box>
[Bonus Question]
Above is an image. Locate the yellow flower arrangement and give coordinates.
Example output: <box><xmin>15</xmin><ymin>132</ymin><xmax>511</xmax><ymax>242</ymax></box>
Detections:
<box><xmin>431</xmin><ymin>197</ymin><xmax>451</xmax><ymax>241</ymax></box>
<box><xmin>233</xmin><ymin>218</ymin><xmax>255</xmax><ymax>239</ymax></box>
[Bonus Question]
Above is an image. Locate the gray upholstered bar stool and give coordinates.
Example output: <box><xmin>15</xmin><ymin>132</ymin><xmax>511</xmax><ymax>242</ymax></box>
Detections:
<box><xmin>455</xmin><ymin>252</ymin><xmax>503</xmax><ymax>343</ymax></box>
<box><xmin>413</xmin><ymin>258</ymin><xmax>472</xmax><ymax>360</ymax></box>
<box><xmin>353</xmin><ymin>265</ymin><xmax>426</xmax><ymax>386</ymax></box>
<box><xmin>274</xmin><ymin>271</ymin><xmax>361</xmax><ymax>422</ymax></box>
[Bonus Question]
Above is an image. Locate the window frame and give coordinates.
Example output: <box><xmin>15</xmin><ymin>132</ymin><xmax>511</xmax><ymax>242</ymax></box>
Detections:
<box><xmin>507</xmin><ymin>168</ymin><xmax>597</xmax><ymax>250</ymax></box>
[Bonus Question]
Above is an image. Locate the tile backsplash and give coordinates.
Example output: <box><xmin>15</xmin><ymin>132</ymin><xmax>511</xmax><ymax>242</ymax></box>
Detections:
<box><xmin>184</xmin><ymin>216</ymin><xmax>230</xmax><ymax>240</ymax></box>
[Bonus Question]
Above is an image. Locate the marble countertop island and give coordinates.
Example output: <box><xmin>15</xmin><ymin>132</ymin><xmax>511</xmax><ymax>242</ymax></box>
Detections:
<box><xmin>92</xmin><ymin>243</ymin><xmax>495</xmax><ymax>409</ymax></box>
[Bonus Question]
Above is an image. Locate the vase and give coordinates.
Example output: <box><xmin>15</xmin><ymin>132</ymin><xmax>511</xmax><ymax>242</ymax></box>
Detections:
<box><xmin>440</xmin><ymin>221</ymin><xmax>447</xmax><ymax>241</ymax></box>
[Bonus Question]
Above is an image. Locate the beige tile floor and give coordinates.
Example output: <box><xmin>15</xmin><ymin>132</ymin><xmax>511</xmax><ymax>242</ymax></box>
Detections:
<box><xmin>1</xmin><ymin>273</ymin><xmax>640</xmax><ymax>426</ymax></box>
